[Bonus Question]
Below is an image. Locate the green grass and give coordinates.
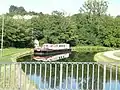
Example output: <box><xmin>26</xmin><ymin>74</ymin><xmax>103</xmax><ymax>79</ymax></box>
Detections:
<box><xmin>72</xmin><ymin>46</ymin><xmax>114</xmax><ymax>52</ymax></box>
<box><xmin>0</xmin><ymin>48</ymin><xmax>31</xmax><ymax>62</ymax></box>
<box><xmin>94</xmin><ymin>52</ymin><xmax>120</xmax><ymax>74</ymax></box>
<box><xmin>0</xmin><ymin>48</ymin><xmax>37</xmax><ymax>90</ymax></box>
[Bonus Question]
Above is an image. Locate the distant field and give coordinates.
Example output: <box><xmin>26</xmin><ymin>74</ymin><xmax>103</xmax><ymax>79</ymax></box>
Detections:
<box><xmin>0</xmin><ymin>48</ymin><xmax>30</xmax><ymax>62</ymax></box>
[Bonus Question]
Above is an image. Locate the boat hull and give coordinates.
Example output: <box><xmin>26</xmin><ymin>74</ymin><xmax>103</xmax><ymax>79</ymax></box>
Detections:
<box><xmin>34</xmin><ymin>49</ymin><xmax>71</xmax><ymax>56</ymax></box>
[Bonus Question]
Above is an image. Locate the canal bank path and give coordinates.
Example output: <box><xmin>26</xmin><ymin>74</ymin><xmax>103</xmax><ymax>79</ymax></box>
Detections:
<box><xmin>104</xmin><ymin>50</ymin><xmax>120</xmax><ymax>61</ymax></box>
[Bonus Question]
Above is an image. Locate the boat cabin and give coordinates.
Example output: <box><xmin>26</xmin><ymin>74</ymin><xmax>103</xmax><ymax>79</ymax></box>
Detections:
<box><xmin>42</xmin><ymin>44</ymin><xmax>70</xmax><ymax>50</ymax></box>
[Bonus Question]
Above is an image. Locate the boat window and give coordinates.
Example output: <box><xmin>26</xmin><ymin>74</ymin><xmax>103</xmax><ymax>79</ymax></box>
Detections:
<box><xmin>59</xmin><ymin>45</ymin><xmax>64</xmax><ymax>47</ymax></box>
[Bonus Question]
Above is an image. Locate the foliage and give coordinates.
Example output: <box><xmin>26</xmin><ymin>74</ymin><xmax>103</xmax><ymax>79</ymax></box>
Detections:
<box><xmin>1</xmin><ymin>0</ymin><xmax>120</xmax><ymax>48</ymax></box>
<box><xmin>72</xmin><ymin>46</ymin><xmax>114</xmax><ymax>52</ymax></box>
<box><xmin>9</xmin><ymin>5</ymin><xmax>27</xmax><ymax>15</ymax></box>
<box><xmin>80</xmin><ymin>0</ymin><xmax>108</xmax><ymax>16</ymax></box>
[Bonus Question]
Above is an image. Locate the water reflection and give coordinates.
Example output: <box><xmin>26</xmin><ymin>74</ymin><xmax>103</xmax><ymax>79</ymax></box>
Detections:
<box><xmin>18</xmin><ymin>52</ymin><xmax>120</xmax><ymax>90</ymax></box>
<box><xmin>25</xmin><ymin>64</ymin><xmax>120</xmax><ymax>90</ymax></box>
<box><xmin>18</xmin><ymin>52</ymin><xmax>95</xmax><ymax>62</ymax></box>
<box><xmin>33</xmin><ymin>53</ymin><xmax>70</xmax><ymax>61</ymax></box>
<box><xmin>105</xmin><ymin>81</ymin><xmax>120</xmax><ymax>90</ymax></box>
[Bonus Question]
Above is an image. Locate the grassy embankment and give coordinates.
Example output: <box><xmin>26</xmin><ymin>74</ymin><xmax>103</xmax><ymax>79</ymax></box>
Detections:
<box><xmin>0</xmin><ymin>48</ymin><xmax>37</xmax><ymax>90</ymax></box>
<box><xmin>72</xmin><ymin>46</ymin><xmax>120</xmax><ymax>62</ymax></box>
<box><xmin>0</xmin><ymin>48</ymin><xmax>31</xmax><ymax>62</ymax></box>
<box><xmin>74</xmin><ymin>46</ymin><xmax>120</xmax><ymax>74</ymax></box>
<box><xmin>94</xmin><ymin>49</ymin><xmax>120</xmax><ymax>73</ymax></box>
<box><xmin>94</xmin><ymin>52</ymin><xmax>116</xmax><ymax>62</ymax></box>
<box><xmin>94</xmin><ymin>49</ymin><xmax>120</xmax><ymax>62</ymax></box>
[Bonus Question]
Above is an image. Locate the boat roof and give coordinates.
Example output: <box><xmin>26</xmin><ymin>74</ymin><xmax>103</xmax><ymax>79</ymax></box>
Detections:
<box><xmin>43</xmin><ymin>43</ymin><xmax>69</xmax><ymax>45</ymax></box>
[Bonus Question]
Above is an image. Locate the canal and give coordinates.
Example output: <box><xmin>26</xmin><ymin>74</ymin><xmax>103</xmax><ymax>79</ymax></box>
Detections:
<box><xmin>17</xmin><ymin>51</ymin><xmax>120</xmax><ymax>90</ymax></box>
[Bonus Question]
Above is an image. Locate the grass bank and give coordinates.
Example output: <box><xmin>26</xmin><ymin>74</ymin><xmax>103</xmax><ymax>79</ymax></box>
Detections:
<box><xmin>113</xmin><ymin>51</ymin><xmax>120</xmax><ymax>58</ymax></box>
<box><xmin>72</xmin><ymin>46</ymin><xmax>116</xmax><ymax>62</ymax></box>
<box><xmin>0</xmin><ymin>48</ymin><xmax>31</xmax><ymax>62</ymax></box>
<box><xmin>94</xmin><ymin>52</ymin><xmax>120</xmax><ymax>74</ymax></box>
<box><xmin>0</xmin><ymin>48</ymin><xmax>37</xmax><ymax>90</ymax></box>
<box><xmin>94</xmin><ymin>52</ymin><xmax>117</xmax><ymax>62</ymax></box>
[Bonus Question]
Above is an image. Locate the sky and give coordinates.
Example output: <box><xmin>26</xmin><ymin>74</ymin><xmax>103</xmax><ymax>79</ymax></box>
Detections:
<box><xmin>0</xmin><ymin>0</ymin><xmax>120</xmax><ymax>16</ymax></box>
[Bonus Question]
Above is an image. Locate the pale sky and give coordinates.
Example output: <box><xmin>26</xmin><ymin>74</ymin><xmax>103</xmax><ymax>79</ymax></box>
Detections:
<box><xmin>0</xmin><ymin>0</ymin><xmax>120</xmax><ymax>16</ymax></box>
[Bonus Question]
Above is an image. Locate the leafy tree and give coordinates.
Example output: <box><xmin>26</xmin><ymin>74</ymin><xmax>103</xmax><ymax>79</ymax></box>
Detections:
<box><xmin>80</xmin><ymin>0</ymin><xmax>108</xmax><ymax>16</ymax></box>
<box><xmin>2</xmin><ymin>2</ymin><xmax>120</xmax><ymax>48</ymax></box>
<box><xmin>9</xmin><ymin>5</ymin><xmax>27</xmax><ymax>15</ymax></box>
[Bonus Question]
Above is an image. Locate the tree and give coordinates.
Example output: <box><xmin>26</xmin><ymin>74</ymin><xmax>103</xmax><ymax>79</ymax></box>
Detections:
<box><xmin>3</xmin><ymin>2</ymin><xmax>120</xmax><ymax>48</ymax></box>
<box><xmin>28</xmin><ymin>11</ymin><xmax>38</xmax><ymax>15</ymax></box>
<box><xmin>9</xmin><ymin>5</ymin><xmax>27</xmax><ymax>15</ymax></box>
<box><xmin>116</xmin><ymin>15</ymin><xmax>120</xmax><ymax>18</ymax></box>
<box><xmin>80</xmin><ymin>0</ymin><xmax>108</xmax><ymax>16</ymax></box>
<box><xmin>52</xmin><ymin>11</ymin><xmax>65</xmax><ymax>16</ymax></box>
<box><xmin>9</xmin><ymin>5</ymin><xmax>18</xmax><ymax>13</ymax></box>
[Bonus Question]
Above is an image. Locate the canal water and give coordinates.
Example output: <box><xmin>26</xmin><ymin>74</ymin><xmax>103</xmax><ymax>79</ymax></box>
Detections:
<box><xmin>17</xmin><ymin>52</ymin><xmax>120</xmax><ymax>90</ymax></box>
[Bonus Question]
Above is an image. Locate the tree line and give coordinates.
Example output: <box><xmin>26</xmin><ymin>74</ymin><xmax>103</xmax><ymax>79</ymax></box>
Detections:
<box><xmin>0</xmin><ymin>0</ymin><xmax>120</xmax><ymax>48</ymax></box>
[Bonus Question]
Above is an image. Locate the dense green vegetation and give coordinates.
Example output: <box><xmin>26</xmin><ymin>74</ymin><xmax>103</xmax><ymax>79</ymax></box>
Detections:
<box><xmin>0</xmin><ymin>0</ymin><xmax>120</xmax><ymax>48</ymax></box>
<box><xmin>72</xmin><ymin>46</ymin><xmax>114</xmax><ymax>52</ymax></box>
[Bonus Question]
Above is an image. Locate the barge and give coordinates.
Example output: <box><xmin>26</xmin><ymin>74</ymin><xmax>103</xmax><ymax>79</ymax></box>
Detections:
<box><xmin>33</xmin><ymin>43</ymin><xmax>71</xmax><ymax>61</ymax></box>
<box><xmin>34</xmin><ymin>43</ymin><xmax>71</xmax><ymax>56</ymax></box>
